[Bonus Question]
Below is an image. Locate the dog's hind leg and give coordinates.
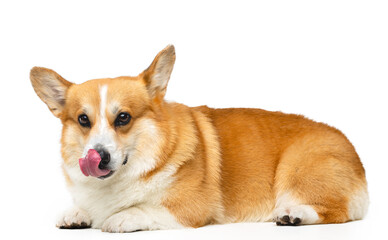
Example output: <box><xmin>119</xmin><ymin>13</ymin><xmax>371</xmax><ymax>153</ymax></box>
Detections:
<box><xmin>272</xmin><ymin>132</ymin><xmax>368</xmax><ymax>225</ymax></box>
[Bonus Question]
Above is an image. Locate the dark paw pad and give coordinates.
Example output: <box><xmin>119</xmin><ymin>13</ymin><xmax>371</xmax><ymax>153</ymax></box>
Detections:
<box><xmin>275</xmin><ymin>215</ymin><xmax>302</xmax><ymax>226</ymax></box>
<box><xmin>59</xmin><ymin>222</ymin><xmax>90</xmax><ymax>229</ymax></box>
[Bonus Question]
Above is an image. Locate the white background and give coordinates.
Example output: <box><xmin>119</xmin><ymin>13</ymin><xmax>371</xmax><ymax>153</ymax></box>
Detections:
<box><xmin>0</xmin><ymin>1</ymin><xmax>387</xmax><ymax>239</ymax></box>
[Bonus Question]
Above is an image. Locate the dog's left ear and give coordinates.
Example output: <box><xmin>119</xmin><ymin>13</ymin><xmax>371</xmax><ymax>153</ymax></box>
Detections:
<box><xmin>141</xmin><ymin>45</ymin><xmax>176</xmax><ymax>101</ymax></box>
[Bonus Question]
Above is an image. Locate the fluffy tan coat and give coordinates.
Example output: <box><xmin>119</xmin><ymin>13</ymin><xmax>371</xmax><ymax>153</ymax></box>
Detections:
<box><xmin>30</xmin><ymin>45</ymin><xmax>368</xmax><ymax>232</ymax></box>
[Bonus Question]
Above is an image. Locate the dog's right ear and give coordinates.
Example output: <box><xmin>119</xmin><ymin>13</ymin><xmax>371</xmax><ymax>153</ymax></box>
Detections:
<box><xmin>30</xmin><ymin>67</ymin><xmax>73</xmax><ymax>118</ymax></box>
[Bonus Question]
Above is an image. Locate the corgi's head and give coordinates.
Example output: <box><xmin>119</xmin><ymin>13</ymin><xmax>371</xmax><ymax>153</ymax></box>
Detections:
<box><xmin>30</xmin><ymin>45</ymin><xmax>175</xmax><ymax>180</ymax></box>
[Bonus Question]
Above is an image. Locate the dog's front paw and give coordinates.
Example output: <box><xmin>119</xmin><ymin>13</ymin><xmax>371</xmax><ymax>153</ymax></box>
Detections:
<box><xmin>56</xmin><ymin>207</ymin><xmax>91</xmax><ymax>229</ymax></box>
<box><xmin>102</xmin><ymin>210</ymin><xmax>145</xmax><ymax>233</ymax></box>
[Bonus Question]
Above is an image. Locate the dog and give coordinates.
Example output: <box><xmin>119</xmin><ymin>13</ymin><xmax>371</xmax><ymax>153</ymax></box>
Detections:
<box><xmin>30</xmin><ymin>45</ymin><xmax>368</xmax><ymax>232</ymax></box>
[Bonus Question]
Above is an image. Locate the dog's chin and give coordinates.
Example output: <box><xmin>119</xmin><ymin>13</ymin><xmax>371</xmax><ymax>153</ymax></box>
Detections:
<box><xmin>97</xmin><ymin>155</ymin><xmax>128</xmax><ymax>180</ymax></box>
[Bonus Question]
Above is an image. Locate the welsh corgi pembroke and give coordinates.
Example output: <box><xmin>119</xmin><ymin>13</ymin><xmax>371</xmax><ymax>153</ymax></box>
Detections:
<box><xmin>30</xmin><ymin>45</ymin><xmax>368</xmax><ymax>232</ymax></box>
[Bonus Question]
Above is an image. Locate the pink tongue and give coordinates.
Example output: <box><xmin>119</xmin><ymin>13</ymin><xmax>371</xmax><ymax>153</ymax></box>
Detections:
<box><xmin>79</xmin><ymin>149</ymin><xmax>111</xmax><ymax>177</ymax></box>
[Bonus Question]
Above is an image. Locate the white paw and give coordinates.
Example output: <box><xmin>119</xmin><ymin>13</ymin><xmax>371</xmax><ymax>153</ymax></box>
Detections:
<box><xmin>56</xmin><ymin>207</ymin><xmax>91</xmax><ymax>229</ymax></box>
<box><xmin>101</xmin><ymin>206</ymin><xmax>186</xmax><ymax>232</ymax></box>
<box><xmin>273</xmin><ymin>205</ymin><xmax>319</xmax><ymax>226</ymax></box>
<box><xmin>101</xmin><ymin>210</ymin><xmax>144</xmax><ymax>233</ymax></box>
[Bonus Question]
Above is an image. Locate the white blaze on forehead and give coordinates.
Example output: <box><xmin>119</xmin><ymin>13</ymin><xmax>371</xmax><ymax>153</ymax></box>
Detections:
<box><xmin>99</xmin><ymin>85</ymin><xmax>108</xmax><ymax>131</ymax></box>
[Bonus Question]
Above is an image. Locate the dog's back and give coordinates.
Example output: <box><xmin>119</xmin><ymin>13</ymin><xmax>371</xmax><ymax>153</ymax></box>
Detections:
<box><xmin>208</xmin><ymin>107</ymin><xmax>368</xmax><ymax>224</ymax></box>
<box><xmin>160</xmin><ymin>105</ymin><xmax>368</xmax><ymax>226</ymax></box>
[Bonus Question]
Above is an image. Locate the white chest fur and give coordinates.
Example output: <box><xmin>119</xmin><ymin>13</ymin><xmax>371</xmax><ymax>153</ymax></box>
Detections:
<box><xmin>65</xmin><ymin>164</ymin><xmax>176</xmax><ymax>228</ymax></box>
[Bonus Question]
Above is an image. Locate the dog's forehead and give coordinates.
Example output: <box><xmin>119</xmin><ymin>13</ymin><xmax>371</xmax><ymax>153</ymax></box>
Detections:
<box><xmin>66</xmin><ymin>77</ymin><xmax>150</xmax><ymax>116</ymax></box>
<box><xmin>66</xmin><ymin>79</ymin><xmax>106</xmax><ymax>112</ymax></box>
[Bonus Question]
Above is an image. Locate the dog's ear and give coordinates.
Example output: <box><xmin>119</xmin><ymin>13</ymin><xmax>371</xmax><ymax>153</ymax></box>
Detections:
<box><xmin>30</xmin><ymin>67</ymin><xmax>73</xmax><ymax>118</ymax></box>
<box><xmin>141</xmin><ymin>45</ymin><xmax>176</xmax><ymax>101</ymax></box>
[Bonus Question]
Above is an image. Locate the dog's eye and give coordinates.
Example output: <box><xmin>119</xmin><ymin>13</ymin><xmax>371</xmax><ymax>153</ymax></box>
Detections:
<box><xmin>115</xmin><ymin>112</ymin><xmax>131</xmax><ymax>127</ymax></box>
<box><xmin>78</xmin><ymin>114</ymin><xmax>91</xmax><ymax>128</ymax></box>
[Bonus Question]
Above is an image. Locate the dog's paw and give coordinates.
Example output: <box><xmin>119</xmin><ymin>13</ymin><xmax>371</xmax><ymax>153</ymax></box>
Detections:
<box><xmin>101</xmin><ymin>214</ymin><xmax>139</xmax><ymax>233</ymax></box>
<box><xmin>275</xmin><ymin>214</ymin><xmax>302</xmax><ymax>226</ymax></box>
<box><xmin>101</xmin><ymin>210</ymin><xmax>145</xmax><ymax>233</ymax></box>
<box><xmin>273</xmin><ymin>205</ymin><xmax>320</xmax><ymax>226</ymax></box>
<box><xmin>56</xmin><ymin>207</ymin><xmax>91</xmax><ymax>229</ymax></box>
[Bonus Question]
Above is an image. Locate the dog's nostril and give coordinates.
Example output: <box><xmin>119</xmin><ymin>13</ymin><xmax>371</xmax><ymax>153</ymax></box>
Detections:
<box><xmin>97</xmin><ymin>149</ymin><xmax>110</xmax><ymax>168</ymax></box>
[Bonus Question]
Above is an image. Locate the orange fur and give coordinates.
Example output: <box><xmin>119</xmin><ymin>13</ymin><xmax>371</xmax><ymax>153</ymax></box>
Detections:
<box><xmin>30</xmin><ymin>45</ymin><xmax>368</xmax><ymax>230</ymax></box>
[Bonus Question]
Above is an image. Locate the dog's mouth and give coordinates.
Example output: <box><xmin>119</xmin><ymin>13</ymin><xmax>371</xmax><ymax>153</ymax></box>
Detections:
<box><xmin>97</xmin><ymin>155</ymin><xmax>128</xmax><ymax>180</ymax></box>
<box><xmin>97</xmin><ymin>170</ymin><xmax>115</xmax><ymax>179</ymax></box>
<box><xmin>79</xmin><ymin>151</ymin><xmax>128</xmax><ymax>180</ymax></box>
<box><xmin>122</xmin><ymin>155</ymin><xmax>128</xmax><ymax>165</ymax></box>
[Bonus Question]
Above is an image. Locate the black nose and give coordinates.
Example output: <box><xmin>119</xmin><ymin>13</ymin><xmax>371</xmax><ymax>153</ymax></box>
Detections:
<box><xmin>97</xmin><ymin>148</ymin><xmax>110</xmax><ymax>169</ymax></box>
